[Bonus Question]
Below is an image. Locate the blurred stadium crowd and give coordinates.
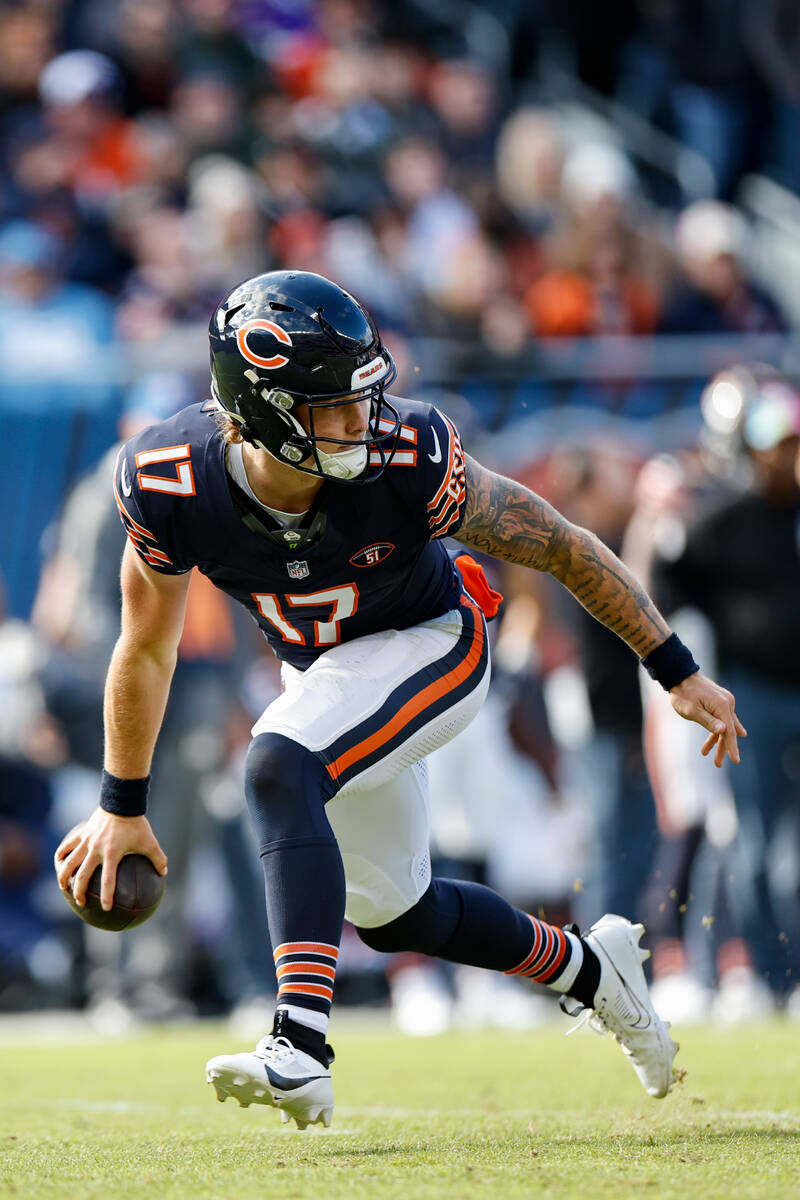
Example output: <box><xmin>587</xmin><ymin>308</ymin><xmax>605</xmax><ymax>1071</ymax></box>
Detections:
<box><xmin>1</xmin><ymin>0</ymin><xmax>800</xmax><ymax>1034</ymax></box>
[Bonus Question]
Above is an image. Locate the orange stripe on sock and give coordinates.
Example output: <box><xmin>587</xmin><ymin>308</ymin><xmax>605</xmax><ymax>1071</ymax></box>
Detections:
<box><xmin>533</xmin><ymin>928</ymin><xmax>568</xmax><ymax>982</ymax></box>
<box><xmin>521</xmin><ymin>924</ymin><xmax>554</xmax><ymax>978</ymax></box>
<box><xmin>273</xmin><ymin>941</ymin><xmax>339</xmax><ymax>961</ymax></box>
<box><xmin>506</xmin><ymin>915</ymin><xmax>543</xmax><ymax>976</ymax></box>
<box><xmin>325</xmin><ymin>597</ymin><xmax>484</xmax><ymax>783</ymax></box>
<box><xmin>277</xmin><ymin>982</ymin><xmax>334</xmax><ymax>1000</ymax></box>
<box><xmin>276</xmin><ymin>962</ymin><xmax>336</xmax><ymax>981</ymax></box>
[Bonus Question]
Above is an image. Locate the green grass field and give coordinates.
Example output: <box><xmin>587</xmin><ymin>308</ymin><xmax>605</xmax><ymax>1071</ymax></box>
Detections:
<box><xmin>1</xmin><ymin>1017</ymin><xmax>798</xmax><ymax>1200</ymax></box>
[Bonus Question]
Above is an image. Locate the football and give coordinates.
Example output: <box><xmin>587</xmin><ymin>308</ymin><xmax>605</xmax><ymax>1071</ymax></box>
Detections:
<box><xmin>64</xmin><ymin>854</ymin><xmax>166</xmax><ymax>931</ymax></box>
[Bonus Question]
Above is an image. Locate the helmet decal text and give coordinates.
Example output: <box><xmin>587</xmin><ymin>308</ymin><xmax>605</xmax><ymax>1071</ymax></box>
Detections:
<box><xmin>237</xmin><ymin>319</ymin><xmax>293</xmax><ymax>370</ymax></box>
<box><xmin>350</xmin><ymin>355</ymin><xmax>388</xmax><ymax>390</ymax></box>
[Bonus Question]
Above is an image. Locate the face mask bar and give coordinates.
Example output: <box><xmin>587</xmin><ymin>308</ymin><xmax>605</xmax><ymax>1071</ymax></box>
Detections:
<box><xmin>285</xmin><ymin>391</ymin><xmax>401</xmax><ymax>483</ymax></box>
<box><xmin>231</xmin><ymin>355</ymin><xmax>402</xmax><ymax>483</ymax></box>
<box><xmin>251</xmin><ymin>355</ymin><xmax>402</xmax><ymax>482</ymax></box>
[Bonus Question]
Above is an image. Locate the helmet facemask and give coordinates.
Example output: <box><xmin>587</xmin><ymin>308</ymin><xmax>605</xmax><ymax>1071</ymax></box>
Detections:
<box><xmin>215</xmin><ymin>356</ymin><xmax>400</xmax><ymax>483</ymax></box>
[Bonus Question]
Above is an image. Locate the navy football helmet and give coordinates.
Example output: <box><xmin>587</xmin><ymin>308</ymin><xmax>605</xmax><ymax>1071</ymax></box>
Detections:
<box><xmin>209</xmin><ymin>270</ymin><xmax>400</xmax><ymax>482</ymax></box>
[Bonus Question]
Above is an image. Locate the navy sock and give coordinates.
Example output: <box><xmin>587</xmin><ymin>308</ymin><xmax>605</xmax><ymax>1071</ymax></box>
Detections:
<box><xmin>359</xmin><ymin>878</ymin><xmax>578</xmax><ymax>985</ymax></box>
<box><xmin>567</xmin><ymin>946</ymin><xmax>601</xmax><ymax>1007</ymax></box>
<box><xmin>245</xmin><ymin>733</ymin><xmax>344</xmax><ymax>1025</ymax></box>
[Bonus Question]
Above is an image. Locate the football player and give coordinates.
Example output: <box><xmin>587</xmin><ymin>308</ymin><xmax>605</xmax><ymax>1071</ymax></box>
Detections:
<box><xmin>55</xmin><ymin>270</ymin><xmax>744</xmax><ymax>1128</ymax></box>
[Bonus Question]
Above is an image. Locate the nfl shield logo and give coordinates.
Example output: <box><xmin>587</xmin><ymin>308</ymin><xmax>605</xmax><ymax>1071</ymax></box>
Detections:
<box><xmin>287</xmin><ymin>560</ymin><xmax>309</xmax><ymax>580</ymax></box>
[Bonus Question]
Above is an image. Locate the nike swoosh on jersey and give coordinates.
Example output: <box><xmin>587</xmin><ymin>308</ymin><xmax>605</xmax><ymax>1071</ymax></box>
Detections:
<box><xmin>121</xmin><ymin>459</ymin><xmax>132</xmax><ymax>497</ymax></box>
<box><xmin>428</xmin><ymin>427</ymin><xmax>442</xmax><ymax>463</ymax></box>
<box><xmin>264</xmin><ymin>1064</ymin><xmax>327</xmax><ymax>1092</ymax></box>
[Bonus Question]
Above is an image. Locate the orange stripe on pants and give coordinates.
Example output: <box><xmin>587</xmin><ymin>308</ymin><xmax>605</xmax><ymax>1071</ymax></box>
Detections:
<box><xmin>324</xmin><ymin>597</ymin><xmax>485</xmax><ymax>783</ymax></box>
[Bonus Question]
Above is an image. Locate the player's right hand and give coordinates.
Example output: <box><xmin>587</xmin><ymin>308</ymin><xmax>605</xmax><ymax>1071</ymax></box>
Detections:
<box><xmin>54</xmin><ymin>807</ymin><xmax>168</xmax><ymax>911</ymax></box>
<box><xmin>668</xmin><ymin>671</ymin><xmax>746</xmax><ymax>767</ymax></box>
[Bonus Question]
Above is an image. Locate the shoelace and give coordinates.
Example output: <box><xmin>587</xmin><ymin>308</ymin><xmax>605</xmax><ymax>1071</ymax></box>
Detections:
<box><xmin>254</xmin><ymin>1035</ymin><xmax>296</xmax><ymax>1062</ymax></box>
<box><xmin>559</xmin><ymin>996</ymin><xmax>610</xmax><ymax>1039</ymax></box>
<box><xmin>564</xmin><ymin>1002</ymin><xmax>663</xmax><ymax>1060</ymax></box>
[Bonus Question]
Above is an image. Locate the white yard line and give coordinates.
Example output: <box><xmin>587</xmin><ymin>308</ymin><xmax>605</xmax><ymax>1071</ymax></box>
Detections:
<box><xmin>0</xmin><ymin>1007</ymin><xmax>394</xmax><ymax>1047</ymax></box>
<box><xmin>14</xmin><ymin>1094</ymin><xmax>800</xmax><ymax>1127</ymax></box>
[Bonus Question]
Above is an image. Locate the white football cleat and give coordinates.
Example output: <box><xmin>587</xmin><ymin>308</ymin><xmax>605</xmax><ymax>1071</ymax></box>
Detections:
<box><xmin>564</xmin><ymin>914</ymin><xmax>680</xmax><ymax>1099</ymax></box>
<box><xmin>206</xmin><ymin>1035</ymin><xmax>334</xmax><ymax>1129</ymax></box>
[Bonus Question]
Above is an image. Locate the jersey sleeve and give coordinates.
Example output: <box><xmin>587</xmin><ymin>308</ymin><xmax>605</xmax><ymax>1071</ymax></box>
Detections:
<box><xmin>409</xmin><ymin>405</ymin><xmax>468</xmax><ymax>540</ymax></box>
<box><xmin>112</xmin><ymin>439</ymin><xmax>196</xmax><ymax>575</ymax></box>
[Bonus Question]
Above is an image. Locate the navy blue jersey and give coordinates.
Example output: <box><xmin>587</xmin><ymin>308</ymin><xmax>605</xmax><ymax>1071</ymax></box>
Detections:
<box><xmin>114</xmin><ymin>397</ymin><xmax>469</xmax><ymax>668</ymax></box>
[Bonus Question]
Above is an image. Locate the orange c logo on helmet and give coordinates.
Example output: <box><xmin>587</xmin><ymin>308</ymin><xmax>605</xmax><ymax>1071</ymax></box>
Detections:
<box><xmin>236</xmin><ymin>319</ymin><xmax>293</xmax><ymax>370</ymax></box>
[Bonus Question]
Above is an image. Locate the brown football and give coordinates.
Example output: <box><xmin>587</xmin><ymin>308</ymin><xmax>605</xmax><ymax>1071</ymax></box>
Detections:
<box><xmin>64</xmin><ymin>854</ymin><xmax>166</xmax><ymax>931</ymax></box>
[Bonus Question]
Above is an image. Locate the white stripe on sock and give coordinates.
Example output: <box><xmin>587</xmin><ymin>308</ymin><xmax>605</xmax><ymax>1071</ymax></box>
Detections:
<box><xmin>544</xmin><ymin>929</ymin><xmax>583</xmax><ymax>993</ymax></box>
<box><xmin>277</xmin><ymin>1003</ymin><xmax>329</xmax><ymax>1036</ymax></box>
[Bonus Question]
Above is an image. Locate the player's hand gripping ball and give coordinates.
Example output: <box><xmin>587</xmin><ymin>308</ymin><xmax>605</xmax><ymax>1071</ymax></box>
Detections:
<box><xmin>63</xmin><ymin>854</ymin><xmax>166</xmax><ymax>931</ymax></box>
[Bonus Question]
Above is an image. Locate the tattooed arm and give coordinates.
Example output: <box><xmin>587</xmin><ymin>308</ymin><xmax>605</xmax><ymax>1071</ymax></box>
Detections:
<box><xmin>456</xmin><ymin>455</ymin><xmax>669</xmax><ymax>656</ymax></box>
<box><xmin>455</xmin><ymin>455</ymin><xmax>746</xmax><ymax>764</ymax></box>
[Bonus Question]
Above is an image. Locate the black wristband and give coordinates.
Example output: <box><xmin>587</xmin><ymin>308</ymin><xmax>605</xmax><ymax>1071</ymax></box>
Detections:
<box><xmin>100</xmin><ymin>770</ymin><xmax>150</xmax><ymax>817</ymax></box>
<box><xmin>641</xmin><ymin>633</ymin><xmax>700</xmax><ymax>691</ymax></box>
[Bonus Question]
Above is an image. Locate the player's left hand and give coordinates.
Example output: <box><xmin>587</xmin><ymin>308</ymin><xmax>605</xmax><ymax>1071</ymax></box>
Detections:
<box><xmin>668</xmin><ymin>672</ymin><xmax>746</xmax><ymax>767</ymax></box>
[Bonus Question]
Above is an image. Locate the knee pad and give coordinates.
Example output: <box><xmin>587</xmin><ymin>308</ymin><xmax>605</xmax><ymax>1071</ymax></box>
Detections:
<box><xmin>355</xmin><ymin>879</ymin><xmax>461</xmax><ymax>955</ymax></box>
<box><xmin>245</xmin><ymin>732</ymin><xmax>336</xmax><ymax>846</ymax></box>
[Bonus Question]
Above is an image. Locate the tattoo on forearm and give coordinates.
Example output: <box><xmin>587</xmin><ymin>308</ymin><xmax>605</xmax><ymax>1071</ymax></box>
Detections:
<box><xmin>456</xmin><ymin>457</ymin><xmax>670</xmax><ymax>656</ymax></box>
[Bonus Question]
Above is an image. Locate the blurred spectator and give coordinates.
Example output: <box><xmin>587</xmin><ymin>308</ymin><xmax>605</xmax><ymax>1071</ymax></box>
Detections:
<box><xmin>744</xmin><ymin>0</ymin><xmax>800</xmax><ymax>195</ymax></box>
<box><xmin>0</xmin><ymin>754</ymin><xmax>60</xmax><ymax>1011</ymax></box>
<box><xmin>122</xmin><ymin>111</ymin><xmax>190</xmax><ymax>210</ymax></box>
<box><xmin>653</xmin><ymin>0</ymin><xmax>766</xmax><ymax>199</ymax></box>
<box><xmin>550</xmin><ymin>441</ymin><xmax>658</xmax><ymax>925</ymax></box>
<box><xmin>115</xmin><ymin>204</ymin><xmax>210</xmax><ymax>343</ymax></box>
<box><xmin>176</xmin><ymin>0</ymin><xmax>264</xmax><ymax>92</ymax></box>
<box><xmin>382</xmin><ymin>135</ymin><xmax>480</xmax><ymax>319</ymax></box>
<box><xmin>39</xmin><ymin>50</ymin><xmax>143</xmax><ymax>201</ymax></box>
<box><xmin>624</xmin><ymin>448</ymin><xmax>739</xmax><ymax>1023</ymax></box>
<box><xmin>0</xmin><ymin>219</ymin><xmax>115</xmax><ymax>410</ymax></box>
<box><xmin>185</xmin><ymin>154</ymin><xmax>268</xmax><ymax>292</ymax></box>
<box><xmin>0</xmin><ymin>571</ymin><xmax>72</xmax><ymax>1011</ymax></box>
<box><xmin>659</xmin><ymin>200</ymin><xmax>787</xmax><ymax>334</ymax></box>
<box><xmin>108</xmin><ymin>0</ymin><xmax>177</xmax><ymax>112</ymax></box>
<box><xmin>560</xmin><ymin>142</ymin><xmax>639</xmax><ymax>228</ymax></box>
<box><xmin>426</xmin><ymin>58</ymin><xmax>501</xmax><ymax>183</ymax></box>
<box><xmin>650</xmin><ymin>378</ymin><xmax>800</xmax><ymax>1009</ymax></box>
<box><xmin>495</xmin><ymin>108</ymin><xmax>564</xmax><ymax>240</ymax></box>
<box><xmin>169</xmin><ymin>70</ymin><xmax>252</xmax><ymax>160</ymax></box>
<box><xmin>525</xmin><ymin>144</ymin><xmax>660</xmax><ymax>339</ymax></box>
<box><xmin>0</xmin><ymin>5</ymin><xmax>56</xmax><ymax>111</ymax></box>
<box><xmin>286</xmin><ymin>43</ymin><xmax>401</xmax><ymax>215</ymax></box>
<box><xmin>0</xmin><ymin>574</ymin><xmax>65</xmax><ymax>773</ymax></box>
<box><xmin>321</xmin><ymin>214</ymin><xmax>415</xmax><ymax>328</ymax></box>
